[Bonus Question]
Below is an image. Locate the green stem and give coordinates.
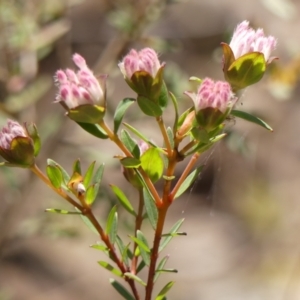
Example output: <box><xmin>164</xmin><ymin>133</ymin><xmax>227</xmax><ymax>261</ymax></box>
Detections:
<box><xmin>169</xmin><ymin>152</ymin><xmax>200</xmax><ymax>201</ymax></box>
<box><xmin>156</xmin><ymin>116</ymin><xmax>172</xmax><ymax>157</ymax></box>
<box><xmin>31</xmin><ymin>164</ymin><xmax>140</xmax><ymax>300</ymax></box>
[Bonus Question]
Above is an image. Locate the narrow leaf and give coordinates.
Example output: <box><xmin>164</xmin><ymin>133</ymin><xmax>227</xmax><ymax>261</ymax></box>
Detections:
<box><xmin>73</xmin><ymin>159</ymin><xmax>81</xmax><ymax>175</ymax></box>
<box><xmin>106</xmin><ymin>205</ymin><xmax>118</xmax><ymax>244</ymax></box>
<box><xmin>90</xmin><ymin>243</ymin><xmax>109</xmax><ymax>252</ymax></box>
<box><xmin>154</xmin><ymin>255</ymin><xmax>169</xmax><ymax>282</ymax></box>
<box><xmin>169</xmin><ymin>92</ymin><xmax>179</xmax><ymax>134</ymax></box>
<box><xmin>120</xmin><ymin>129</ymin><xmax>140</xmax><ymax>158</ymax></box>
<box><xmin>231</xmin><ymin>109</ymin><xmax>273</xmax><ymax>131</ymax></box>
<box><xmin>136</xmin><ymin>230</ymin><xmax>151</xmax><ymax>266</ymax></box>
<box><xmin>110</xmin><ymin>185</ymin><xmax>136</xmax><ymax>216</ymax></box>
<box><xmin>47</xmin><ymin>158</ymin><xmax>70</xmax><ymax>186</ymax></box>
<box><xmin>159</xmin><ymin>218</ymin><xmax>185</xmax><ymax>252</ymax></box>
<box><xmin>123</xmin><ymin>123</ymin><xmax>157</xmax><ymax>148</ymax></box>
<box><xmin>98</xmin><ymin>261</ymin><xmax>123</xmax><ymax>277</ymax></box>
<box><xmin>136</xmin><ymin>260</ymin><xmax>146</xmax><ymax>274</ymax></box>
<box><xmin>93</xmin><ymin>163</ymin><xmax>105</xmax><ymax>185</ymax></box>
<box><xmin>116</xmin><ymin>236</ymin><xmax>131</xmax><ymax>266</ymax></box>
<box><xmin>166</xmin><ymin>126</ymin><xmax>174</xmax><ymax>148</ymax></box>
<box><xmin>77</xmin><ymin>122</ymin><xmax>108</xmax><ymax>139</ymax></box>
<box><xmin>83</xmin><ymin>161</ymin><xmax>95</xmax><ymax>187</ymax></box>
<box><xmin>120</xmin><ymin>157</ymin><xmax>141</xmax><ymax>168</ymax></box>
<box><xmin>110</xmin><ymin>279</ymin><xmax>135</xmax><ymax>300</ymax></box>
<box><xmin>76</xmin><ymin>207</ymin><xmax>98</xmax><ymax>234</ymax></box>
<box><xmin>46</xmin><ymin>165</ymin><xmax>62</xmax><ymax>189</ymax></box>
<box><xmin>155</xmin><ymin>281</ymin><xmax>175</xmax><ymax>300</ymax></box>
<box><xmin>114</xmin><ymin>98</ymin><xmax>135</xmax><ymax>133</ymax></box>
<box><xmin>142</xmin><ymin>187</ymin><xmax>158</xmax><ymax>230</ymax></box>
<box><xmin>129</xmin><ymin>235</ymin><xmax>150</xmax><ymax>253</ymax></box>
<box><xmin>85</xmin><ymin>184</ymin><xmax>97</xmax><ymax>206</ymax></box>
<box><xmin>124</xmin><ymin>273</ymin><xmax>147</xmax><ymax>286</ymax></box>
<box><xmin>174</xmin><ymin>166</ymin><xmax>203</xmax><ymax>199</ymax></box>
<box><xmin>45</xmin><ymin>208</ymin><xmax>82</xmax><ymax>215</ymax></box>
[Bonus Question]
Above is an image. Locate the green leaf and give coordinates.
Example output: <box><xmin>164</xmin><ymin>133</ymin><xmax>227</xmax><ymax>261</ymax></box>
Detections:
<box><xmin>106</xmin><ymin>205</ymin><xmax>118</xmax><ymax>244</ymax></box>
<box><xmin>76</xmin><ymin>207</ymin><xmax>98</xmax><ymax>234</ymax></box>
<box><xmin>140</xmin><ymin>148</ymin><xmax>164</xmax><ymax>183</ymax></box>
<box><xmin>83</xmin><ymin>161</ymin><xmax>96</xmax><ymax>188</ymax></box>
<box><xmin>129</xmin><ymin>234</ymin><xmax>150</xmax><ymax>253</ymax></box>
<box><xmin>142</xmin><ymin>187</ymin><xmax>158</xmax><ymax>230</ymax></box>
<box><xmin>90</xmin><ymin>243</ymin><xmax>109</xmax><ymax>252</ymax></box>
<box><xmin>46</xmin><ymin>165</ymin><xmax>63</xmax><ymax>189</ymax></box>
<box><xmin>45</xmin><ymin>208</ymin><xmax>82</xmax><ymax>215</ymax></box>
<box><xmin>120</xmin><ymin>130</ymin><xmax>140</xmax><ymax>158</ymax></box>
<box><xmin>166</xmin><ymin>127</ymin><xmax>174</xmax><ymax>149</ymax></box>
<box><xmin>114</xmin><ymin>98</ymin><xmax>135</xmax><ymax>134</ymax></box>
<box><xmin>47</xmin><ymin>159</ymin><xmax>70</xmax><ymax>187</ymax></box>
<box><xmin>85</xmin><ymin>184</ymin><xmax>97</xmax><ymax>206</ymax></box>
<box><xmin>116</xmin><ymin>236</ymin><xmax>131</xmax><ymax>266</ymax></box>
<box><xmin>174</xmin><ymin>165</ymin><xmax>203</xmax><ymax>199</ymax></box>
<box><xmin>158</xmin><ymin>81</ymin><xmax>168</xmax><ymax>110</ymax></box>
<box><xmin>124</xmin><ymin>273</ymin><xmax>147</xmax><ymax>286</ymax></box>
<box><xmin>110</xmin><ymin>279</ymin><xmax>135</xmax><ymax>300</ymax></box>
<box><xmin>137</xmin><ymin>96</ymin><xmax>162</xmax><ymax>117</ymax></box>
<box><xmin>231</xmin><ymin>109</ymin><xmax>273</xmax><ymax>131</ymax></box>
<box><xmin>120</xmin><ymin>157</ymin><xmax>141</xmax><ymax>168</ymax></box>
<box><xmin>123</xmin><ymin>123</ymin><xmax>158</xmax><ymax>148</ymax></box>
<box><xmin>156</xmin><ymin>268</ymin><xmax>178</xmax><ymax>273</ymax></box>
<box><xmin>159</xmin><ymin>218</ymin><xmax>185</xmax><ymax>252</ymax></box>
<box><xmin>136</xmin><ymin>260</ymin><xmax>146</xmax><ymax>274</ymax></box>
<box><xmin>91</xmin><ymin>163</ymin><xmax>105</xmax><ymax>198</ymax></box>
<box><xmin>155</xmin><ymin>281</ymin><xmax>175</xmax><ymax>300</ymax></box>
<box><xmin>72</xmin><ymin>158</ymin><xmax>81</xmax><ymax>175</ymax></box>
<box><xmin>110</xmin><ymin>185</ymin><xmax>136</xmax><ymax>216</ymax></box>
<box><xmin>136</xmin><ymin>230</ymin><xmax>151</xmax><ymax>266</ymax></box>
<box><xmin>98</xmin><ymin>261</ymin><xmax>123</xmax><ymax>277</ymax></box>
<box><xmin>154</xmin><ymin>255</ymin><xmax>169</xmax><ymax>282</ymax></box>
<box><xmin>77</xmin><ymin>122</ymin><xmax>108</xmax><ymax>139</ymax></box>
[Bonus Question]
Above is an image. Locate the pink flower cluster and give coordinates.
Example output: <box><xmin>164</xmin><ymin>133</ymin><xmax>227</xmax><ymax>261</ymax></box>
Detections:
<box><xmin>229</xmin><ymin>20</ymin><xmax>277</xmax><ymax>63</ymax></box>
<box><xmin>186</xmin><ymin>78</ymin><xmax>236</xmax><ymax>113</ymax></box>
<box><xmin>119</xmin><ymin>48</ymin><xmax>162</xmax><ymax>79</ymax></box>
<box><xmin>55</xmin><ymin>54</ymin><xmax>105</xmax><ymax>109</ymax></box>
<box><xmin>0</xmin><ymin>120</ymin><xmax>26</xmax><ymax>149</ymax></box>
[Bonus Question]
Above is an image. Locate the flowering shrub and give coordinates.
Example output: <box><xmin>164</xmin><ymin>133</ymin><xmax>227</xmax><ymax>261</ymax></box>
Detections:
<box><xmin>0</xmin><ymin>21</ymin><xmax>277</xmax><ymax>300</ymax></box>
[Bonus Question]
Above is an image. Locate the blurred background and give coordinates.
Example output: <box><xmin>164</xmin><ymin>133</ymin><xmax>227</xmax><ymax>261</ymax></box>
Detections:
<box><xmin>0</xmin><ymin>0</ymin><xmax>300</xmax><ymax>299</ymax></box>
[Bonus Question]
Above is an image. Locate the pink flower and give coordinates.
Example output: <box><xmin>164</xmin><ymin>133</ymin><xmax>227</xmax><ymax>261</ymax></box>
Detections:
<box><xmin>55</xmin><ymin>54</ymin><xmax>106</xmax><ymax>109</ymax></box>
<box><xmin>0</xmin><ymin>119</ymin><xmax>27</xmax><ymax>149</ymax></box>
<box><xmin>119</xmin><ymin>48</ymin><xmax>162</xmax><ymax>79</ymax></box>
<box><xmin>185</xmin><ymin>78</ymin><xmax>237</xmax><ymax>113</ymax></box>
<box><xmin>229</xmin><ymin>20</ymin><xmax>277</xmax><ymax>63</ymax></box>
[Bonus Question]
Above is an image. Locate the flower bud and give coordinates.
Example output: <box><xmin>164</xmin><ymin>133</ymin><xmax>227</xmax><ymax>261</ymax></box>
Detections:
<box><xmin>0</xmin><ymin>119</ymin><xmax>36</xmax><ymax>166</ymax></box>
<box><xmin>222</xmin><ymin>21</ymin><xmax>277</xmax><ymax>90</ymax></box>
<box><xmin>185</xmin><ymin>78</ymin><xmax>237</xmax><ymax>131</ymax></box>
<box><xmin>55</xmin><ymin>54</ymin><xmax>107</xmax><ymax>124</ymax></box>
<box><xmin>119</xmin><ymin>48</ymin><xmax>167</xmax><ymax>116</ymax></box>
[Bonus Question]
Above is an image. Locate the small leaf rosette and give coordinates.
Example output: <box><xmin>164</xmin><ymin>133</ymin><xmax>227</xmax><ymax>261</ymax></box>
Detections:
<box><xmin>0</xmin><ymin>119</ymin><xmax>40</xmax><ymax>166</ymax></box>
<box><xmin>55</xmin><ymin>54</ymin><xmax>107</xmax><ymax>124</ymax></box>
<box><xmin>119</xmin><ymin>48</ymin><xmax>167</xmax><ymax>117</ymax></box>
<box><xmin>185</xmin><ymin>78</ymin><xmax>237</xmax><ymax>132</ymax></box>
<box><xmin>222</xmin><ymin>20</ymin><xmax>277</xmax><ymax>90</ymax></box>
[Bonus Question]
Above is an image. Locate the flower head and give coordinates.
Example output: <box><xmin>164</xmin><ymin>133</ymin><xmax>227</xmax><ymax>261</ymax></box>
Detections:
<box><xmin>0</xmin><ymin>119</ymin><xmax>27</xmax><ymax>149</ymax></box>
<box><xmin>185</xmin><ymin>78</ymin><xmax>237</xmax><ymax>131</ymax></box>
<box><xmin>55</xmin><ymin>54</ymin><xmax>106</xmax><ymax>109</ymax></box>
<box><xmin>0</xmin><ymin>120</ymin><xmax>36</xmax><ymax>166</ymax></box>
<box><xmin>186</xmin><ymin>78</ymin><xmax>236</xmax><ymax>113</ymax></box>
<box><xmin>229</xmin><ymin>20</ymin><xmax>277</xmax><ymax>63</ymax></box>
<box><xmin>119</xmin><ymin>48</ymin><xmax>162</xmax><ymax>79</ymax></box>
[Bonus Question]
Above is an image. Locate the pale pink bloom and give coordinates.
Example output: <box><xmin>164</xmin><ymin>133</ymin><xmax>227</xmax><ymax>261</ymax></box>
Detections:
<box><xmin>185</xmin><ymin>78</ymin><xmax>237</xmax><ymax>113</ymax></box>
<box><xmin>55</xmin><ymin>54</ymin><xmax>105</xmax><ymax>109</ymax></box>
<box><xmin>0</xmin><ymin>119</ymin><xmax>26</xmax><ymax>149</ymax></box>
<box><xmin>229</xmin><ymin>20</ymin><xmax>277</xmax><ymax>63</ymax></box>
<box><xmin>119</xmin><ymin>48</ymin><xmax>162</xmax><ymax>79</ymax></box>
